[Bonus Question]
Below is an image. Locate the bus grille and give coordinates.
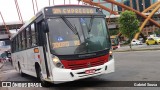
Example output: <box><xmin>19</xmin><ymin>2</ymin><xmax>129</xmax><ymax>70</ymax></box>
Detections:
<box><xmin>61</xmin><ymin>54</ymin><xmax>109</xmax><ymax>70</ymax></box>
<box><xmin>68</xmin><ymin>60</ymin><xmax>105</xmax><ymax>70</ymax></box>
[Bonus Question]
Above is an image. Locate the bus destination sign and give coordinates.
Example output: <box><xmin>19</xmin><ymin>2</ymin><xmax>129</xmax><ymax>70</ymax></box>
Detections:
<box><xmin>52</xmin><ymin>7</ymin><xmax>98</xmax><ymax>15</ymax></box>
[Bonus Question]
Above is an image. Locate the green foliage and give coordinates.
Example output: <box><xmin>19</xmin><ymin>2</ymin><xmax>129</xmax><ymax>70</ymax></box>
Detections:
<box><xmin>109</xmin><ymin>29</ymin><xmax>119</xmax><ymax>35</ymax></box>
<box><xmin>155</xmin><ymin>29</ymin><xmax>160</xmax><ymax>35</ymax></box>
<box><xmin>118</xmin><ymin>10</ymin><xmax>140</xmax><ymax>48</ymax></box>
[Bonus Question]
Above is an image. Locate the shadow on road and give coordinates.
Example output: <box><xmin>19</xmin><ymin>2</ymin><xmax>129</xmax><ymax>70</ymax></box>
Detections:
<box><xmin>18</xmin><ymin>73</ymin><xmax>112</xmax><ymax>87</ymax></box>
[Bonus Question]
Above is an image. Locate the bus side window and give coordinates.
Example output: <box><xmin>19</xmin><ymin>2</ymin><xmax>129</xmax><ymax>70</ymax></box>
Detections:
<box><xmin>31</xmin><ymin>23</ymin><xmax>37</xmax><ymax>47</ymax></box>
<box><xmin>13</xmin><ymin>39</ymin><xmax>16</xmax><ymax>52</ymax></box>
<box><xmin>37</xmin><ymin>21</ymin><xmax>46</xmax><ymax>46</ymax></box>
<box><xmin>11</xmin><ymin>40</ymin><xmax>13</xmax><ymax>52</ymax></box>
<box><xmin>19</xmin><ymin>35</ymin><xmax>21</xmax><ymax>50</ymax></box>
<box><xmin>22</xmin><ymin>30</ymin><xmax>26</xmax><ymax>50</ymax></box>
<box><xmin>14</xmin><ymin>39</ymin><xmax>16</xmax><ymax>52</ymax></box>
<box><xmin>18</xmin><ymin>33</ymin><xmax>22</xmax><ymax>50</ymax></box>
<box><xmin>26</xmin><ymin>27</ymin><xmax>31</xmax><ymax>48</ymax></box>
<box><xmin>16</xmin><ymin>36</ymin><xmax>19</xmax><ymax>51</ymax></box>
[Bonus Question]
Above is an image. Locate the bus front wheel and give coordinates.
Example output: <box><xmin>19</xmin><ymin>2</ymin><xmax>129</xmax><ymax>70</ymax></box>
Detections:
<box><xmin>18</xmin><ymin>62</ymin><xmax>25</xmax><ymax>77</ymax></box>
<box><xmin>36</xmin><ymin>66</ymin><xmax>51</xmax><ymax>87</ymax></box>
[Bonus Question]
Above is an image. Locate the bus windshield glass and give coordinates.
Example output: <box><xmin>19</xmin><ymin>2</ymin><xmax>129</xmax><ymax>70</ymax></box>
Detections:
<box><xmin>47</xmin><ymin>17</ymin><xmax>111</xmax><ymax>55</ymax></box>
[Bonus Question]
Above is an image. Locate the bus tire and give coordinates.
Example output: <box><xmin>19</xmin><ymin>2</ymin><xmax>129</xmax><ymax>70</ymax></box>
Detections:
<box><xmin>35</xmin><ymin>65</ymin><xmax>51</xmax><ymax>87</ymax></box>
<box><xmin>18</xmin><ymin>62</ymin><xmax>25</xmax><ymax>77</ymax></box>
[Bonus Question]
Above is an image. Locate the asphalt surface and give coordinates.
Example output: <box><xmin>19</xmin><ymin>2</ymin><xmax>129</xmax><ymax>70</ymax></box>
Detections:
<box><xmin>0</xmin><ymin>50</ymin><xmax>160</xmax><ymax>90</ymax></box>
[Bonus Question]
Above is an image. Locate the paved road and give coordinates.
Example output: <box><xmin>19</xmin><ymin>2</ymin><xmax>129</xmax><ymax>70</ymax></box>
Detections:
<box><xmin>0</xmin><ymin>50</ymin><xmax>160</xmax><ymax>90</ymax></box>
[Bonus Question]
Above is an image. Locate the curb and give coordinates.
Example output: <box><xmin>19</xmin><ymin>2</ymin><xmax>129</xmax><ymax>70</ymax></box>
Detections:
<box><xmin>113</xmin><ymin>48</ymin><xmax>160</xmax><ymax>52</ymax></box>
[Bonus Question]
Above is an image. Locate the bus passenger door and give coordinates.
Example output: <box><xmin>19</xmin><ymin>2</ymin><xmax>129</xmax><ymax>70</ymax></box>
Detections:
<box><xmin>36</xmin><ymin>20</ymin><xmax>50</xmax><ymax>79</ymax></box>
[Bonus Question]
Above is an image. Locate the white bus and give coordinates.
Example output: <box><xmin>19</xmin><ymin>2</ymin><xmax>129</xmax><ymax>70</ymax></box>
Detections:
<box><xmin>11</xmin><ymin>5</ymin><xmax>115</xmax><ymax>85</ymax></box>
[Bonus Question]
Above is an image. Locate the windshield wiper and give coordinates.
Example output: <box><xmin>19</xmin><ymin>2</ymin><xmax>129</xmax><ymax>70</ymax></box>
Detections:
<box><xmin>61</xmin><ymin>17</ymin><xmax>81</xmax><ymax>47</ymax></box>
<box><xmin>88</xmin><ymin>16</ymin><xmax>94</xmax><ymax>32</ymax></box>
<box><xmin>61</xmin><ymin>17</ymin><xmax>78</xmax><ymax>35</ymax></box>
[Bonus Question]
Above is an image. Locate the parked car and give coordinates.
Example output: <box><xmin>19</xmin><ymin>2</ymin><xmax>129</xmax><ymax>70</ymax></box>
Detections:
<box><xmin>131</xmin><ymin>39</ymin><xmax>142</xmax><ymax>45</ymax></box>
<box><xmin>153</xmin><ymin>37</ymin><xmax>160</xmax><ymax>43</ymax></box>
<box><xmin>146</xmin><ymin>37</ymin><xmax>160</xmax><ymax>45</ymax></box>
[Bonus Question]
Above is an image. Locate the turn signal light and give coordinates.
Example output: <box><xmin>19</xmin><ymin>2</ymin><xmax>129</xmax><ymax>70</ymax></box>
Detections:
<box><xmin>34</xmin><ymin>48</ymin><xmax>39</xmax><ymax>53</ymax></box>
<box><xmin>109</xmin><ymin>50</ymin><xmax>113</xmax><ymax>61</ymax></box>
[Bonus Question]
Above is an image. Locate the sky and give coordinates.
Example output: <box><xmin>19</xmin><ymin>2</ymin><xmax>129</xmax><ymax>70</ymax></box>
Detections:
<box><xmin>0</xmin><ymin>0</ymin><xmax>82</xmax><ymax>23</ymax></box>
<box><xmin>1</xmin><ymin>0</ymin><xmax>159</xmax><ymax>23</ymax></box>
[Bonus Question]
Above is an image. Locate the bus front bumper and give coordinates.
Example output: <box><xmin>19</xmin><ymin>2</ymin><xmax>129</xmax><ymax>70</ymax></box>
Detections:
<box><xmin>51</xmin><ymin>59</ymin><xmax>115</xmax><ymax>84</ymax></box>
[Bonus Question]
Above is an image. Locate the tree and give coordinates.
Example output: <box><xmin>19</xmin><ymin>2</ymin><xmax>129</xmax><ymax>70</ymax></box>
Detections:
<box><xmin>118</xmin><ymin>10</ymin><xmax>140</xmax><ymax>49</ymax></box>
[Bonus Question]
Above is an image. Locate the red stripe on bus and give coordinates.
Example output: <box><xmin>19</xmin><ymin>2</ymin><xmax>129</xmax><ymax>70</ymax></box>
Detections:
<box><xmin>61</xmin><ymin>54</ymin><xmax>109</xmax><ymax>70</ymax></box>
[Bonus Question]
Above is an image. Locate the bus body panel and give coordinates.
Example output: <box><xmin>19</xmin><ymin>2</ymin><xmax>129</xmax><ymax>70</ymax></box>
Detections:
<box><xmin>51</xmin><ymin>58</ymin><xmax>114</xmax><ymax>84</ymax></box>
<box><xmin>11</xmin><ymin>46</ymin><xmax>48</xmax><ymax>79</ymax></box>
<box><xmin>12</xmin><ymin>51</ymin><xmax>29</xmax><ymax>73</ymax></box>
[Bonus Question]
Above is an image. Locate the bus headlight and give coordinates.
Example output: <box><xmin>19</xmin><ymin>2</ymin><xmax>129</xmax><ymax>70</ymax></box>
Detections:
<box><xmin>52</xmin><ymin>56</ymin><xmax>64</xmax><ymax>68</ymax></box>
<box><xmin>109</xmin><ymin>50</ymin><xmax>113</xmax><ymax>61</ymax></box>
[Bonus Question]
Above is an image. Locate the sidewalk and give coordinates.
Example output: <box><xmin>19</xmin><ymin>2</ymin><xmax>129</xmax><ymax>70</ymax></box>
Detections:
<box><xmin>114</xmin><ymin>44</ymin><xmax>160</xmax><ymax>52</ymax></box>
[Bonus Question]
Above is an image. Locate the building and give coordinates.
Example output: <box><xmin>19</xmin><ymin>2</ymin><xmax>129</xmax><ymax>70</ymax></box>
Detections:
<box><xmin>116</xmin><ymin>0</ymin><xmax>158</xmax><ymax>12</ymax></box>
<box><xmin>105</xmin><ymin>0</ymin><xmax>160</xmax><ymax>37</ymax></box>
<box><xmin>92</xmin><ymin>0</ymin><xmax>160</xmax><ymax>38</ymax></box>
<box><xmin>93</xmin><ymin>0</ymin><xmax>118</xmax><ymax>15</ymax></box>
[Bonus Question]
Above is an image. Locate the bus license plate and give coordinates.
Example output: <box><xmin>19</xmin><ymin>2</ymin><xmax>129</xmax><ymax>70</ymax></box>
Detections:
<box><xmin>85</xmin><ymin>69</ymin><xmax>95</xmax><ymax>74</ymax></box>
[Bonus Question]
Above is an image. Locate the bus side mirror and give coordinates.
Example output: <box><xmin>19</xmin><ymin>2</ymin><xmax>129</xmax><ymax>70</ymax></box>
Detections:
<box><xmin>42</xmin><ymin>22</ymin><xmax>49</xmax><ymax>33</ymax></box>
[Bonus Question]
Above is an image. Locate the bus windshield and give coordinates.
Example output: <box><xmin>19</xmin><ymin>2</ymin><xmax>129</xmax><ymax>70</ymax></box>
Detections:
<box><xmin>47</xmin><ymin>17</ymin><xmax>111</xmax><ymax>55</ymax></box>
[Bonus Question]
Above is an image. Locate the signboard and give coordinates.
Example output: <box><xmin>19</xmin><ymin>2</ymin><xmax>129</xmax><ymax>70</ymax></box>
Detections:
<box><xmin>52</xmin><ymin>8</ymin><xmax>94</xmax><ymax>14</ymax></box>
<box><xmin>52</xmin><ymin>40</ymin><xmax>80</xmax><ymax>48</ymax></box>
<box><xmin>44</xmin><ymin>6</ymin><xmax>103</xmax><ymax>16</ymax></box>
